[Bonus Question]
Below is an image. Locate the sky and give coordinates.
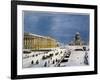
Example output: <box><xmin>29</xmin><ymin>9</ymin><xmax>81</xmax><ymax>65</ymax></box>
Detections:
<box><xmin>23</xmin><ymin>11</ymin><xmax>89</xmax><ymax>44</ymax></box>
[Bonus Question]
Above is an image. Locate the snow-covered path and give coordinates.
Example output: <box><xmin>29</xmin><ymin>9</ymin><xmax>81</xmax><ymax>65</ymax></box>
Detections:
<box><xmin>60</xmin><ymin>50</ymin><xmax>89</xmax><ymax>66</ymax></box>
<box><xmin>22</xmin><ymin>46</ymin><xmax>89</xmax><ymax>68</ymax></box>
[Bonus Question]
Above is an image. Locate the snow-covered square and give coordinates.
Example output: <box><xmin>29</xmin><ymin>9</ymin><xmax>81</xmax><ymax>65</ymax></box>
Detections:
<box><xmin>22</xmin><ymin>45</ymin><xmax>89</xmax><ymax>68</ymax></box>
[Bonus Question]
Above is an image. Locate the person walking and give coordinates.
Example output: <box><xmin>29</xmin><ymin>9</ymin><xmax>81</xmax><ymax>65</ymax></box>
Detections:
<box><xmin>84</xmin><ymin>51</ymin><xmax>88</xmax><ymax>65</ymax></box>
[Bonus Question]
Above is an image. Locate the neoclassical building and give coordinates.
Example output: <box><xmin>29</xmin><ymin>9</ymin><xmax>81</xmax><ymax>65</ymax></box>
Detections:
<box><xmin>24</xmin><ymin>32</ymin><xmax>59</xmax><ymax>50</ymax></box>
<box><xmin>69</xmin><ymin>32</ymin><xmax>86</xmax><ymax>45</ymax></box>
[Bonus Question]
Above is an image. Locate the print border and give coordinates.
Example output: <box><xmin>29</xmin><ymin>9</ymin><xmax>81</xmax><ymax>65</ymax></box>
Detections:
<box><xmin>11</xmin><ymin>0</ymin><xmax>97</xmax><ymax>79</ymax></box>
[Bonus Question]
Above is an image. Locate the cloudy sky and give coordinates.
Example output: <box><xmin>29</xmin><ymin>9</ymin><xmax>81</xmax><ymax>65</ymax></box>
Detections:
<box><xmin>23</xmin><ymin>11</ymin><xmax>89</xmax><ymax>44</ymax></box>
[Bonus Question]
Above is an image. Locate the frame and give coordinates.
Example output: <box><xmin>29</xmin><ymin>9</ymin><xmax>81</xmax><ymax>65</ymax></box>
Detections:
<box><xmin>11</xmin><ymin>0</ymin><xmax>97</xmax><ymax>79</ymax></box>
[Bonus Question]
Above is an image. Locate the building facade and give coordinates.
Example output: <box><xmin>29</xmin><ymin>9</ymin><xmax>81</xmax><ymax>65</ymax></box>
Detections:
<box><xmin>24</xmin><ymin>32</ymin><xmax>59</xmax><ymax>50</ymax></box>
<box><xmin>69</xmin><ymin>32</ymin><xmax>85</xmax><ymax>45</ymax></box>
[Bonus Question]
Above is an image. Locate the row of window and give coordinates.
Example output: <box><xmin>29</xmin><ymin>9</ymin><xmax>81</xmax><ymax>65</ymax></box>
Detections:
<box><xmin>24</xmin><ymin>37</ymin><xmax>57</xmax><ymax>49</ymax></box>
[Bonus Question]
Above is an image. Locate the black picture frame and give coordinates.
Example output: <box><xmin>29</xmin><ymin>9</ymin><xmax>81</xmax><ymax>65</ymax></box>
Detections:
<box><xmin>11</xmin><ymin>0</ymin><xmax>98</xmax><ymax>79</ymax></box>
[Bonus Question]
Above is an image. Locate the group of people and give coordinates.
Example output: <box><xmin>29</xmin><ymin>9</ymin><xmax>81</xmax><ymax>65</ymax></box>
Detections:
<box><xmin>30</xmin><ymin>49</ymin><xmax>68</xmax><ymax>67</ymax></box>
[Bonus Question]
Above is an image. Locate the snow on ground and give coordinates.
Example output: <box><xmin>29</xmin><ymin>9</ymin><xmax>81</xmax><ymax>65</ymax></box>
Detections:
<box><xmin>23</xmin><ymin>48</ymin><xmax>68</xmax><ymax>68</ymax></box>
<box><xmin>60</xmin><ymin>51</ymin><xmax>89</xmax><ymax>67</ymax></box>
<box><xmin>22</xmin><ymin>46</ymin><xmax>89</xmax><ymax>68</ymax></box>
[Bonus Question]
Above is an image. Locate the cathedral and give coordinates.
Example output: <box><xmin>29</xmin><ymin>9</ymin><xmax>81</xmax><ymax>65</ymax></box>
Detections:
<box><xmin>69</xmin><ymin>32</ymin><xmax>85</xmax><ymax>45</ymax></box>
